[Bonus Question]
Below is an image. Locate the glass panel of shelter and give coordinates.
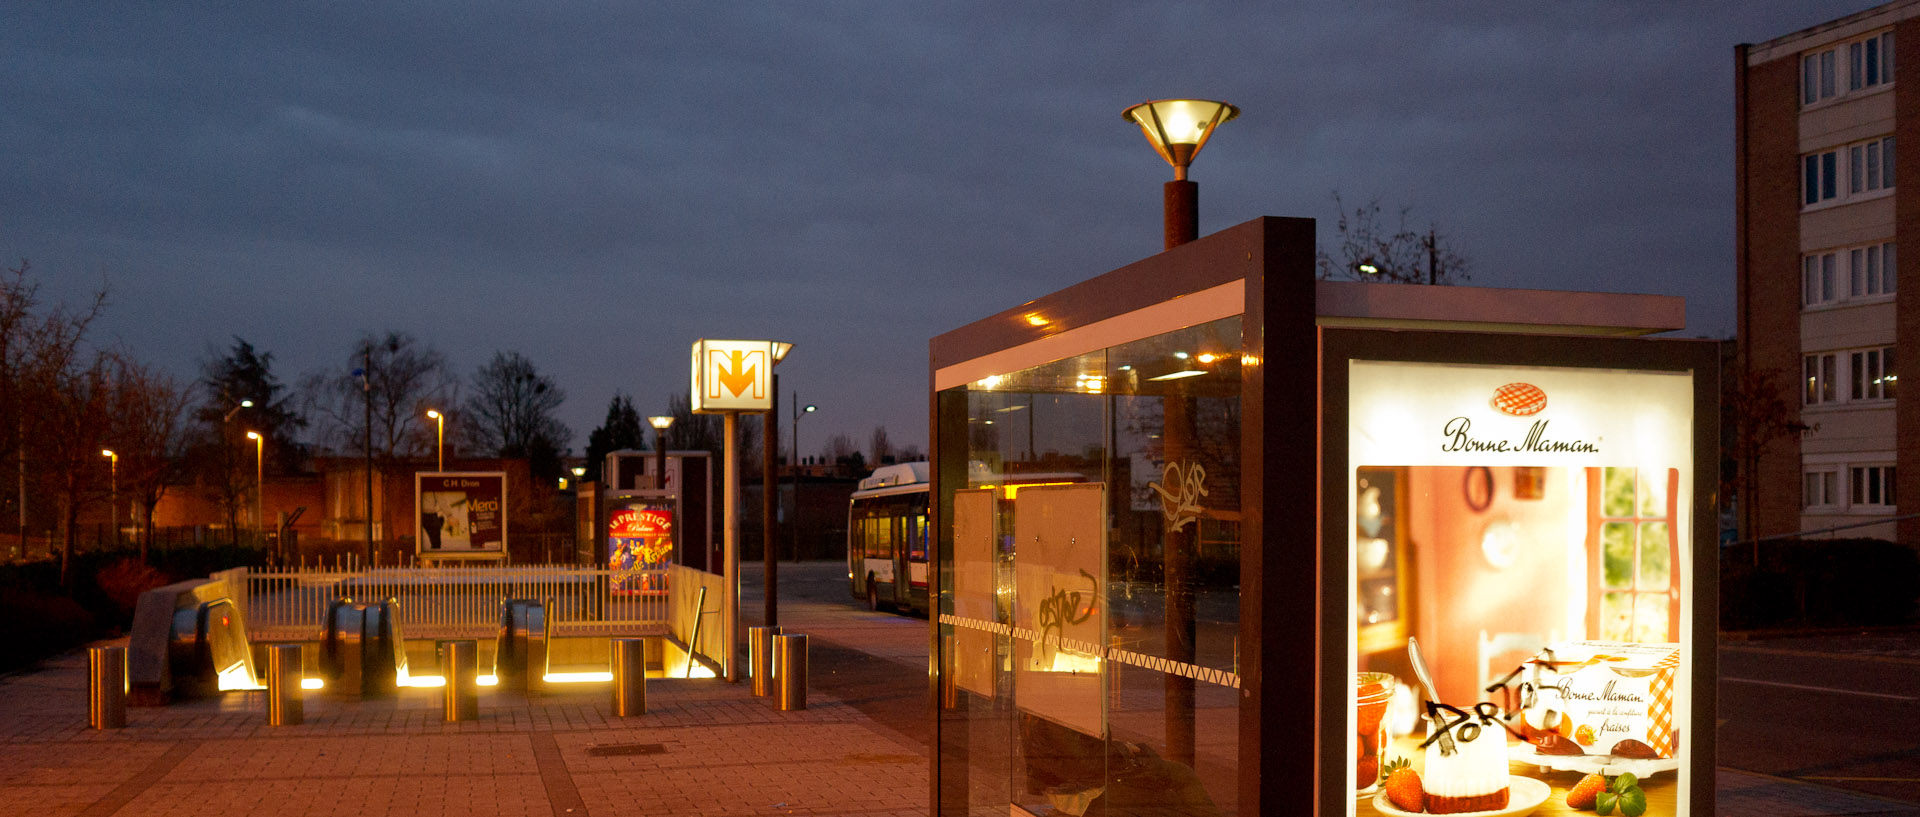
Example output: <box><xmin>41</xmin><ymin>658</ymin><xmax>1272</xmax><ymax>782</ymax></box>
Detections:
<box><xmin>939</xmin><ymin>316</ymin><xmax>1243</xmax><ymax>816</ymax></box>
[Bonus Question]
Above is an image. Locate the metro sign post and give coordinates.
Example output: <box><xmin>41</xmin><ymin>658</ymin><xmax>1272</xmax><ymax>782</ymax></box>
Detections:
<box><xmin>690</xmin><ymin>339</ymin><xmax>787</xmax><ymax>682</ymax></box>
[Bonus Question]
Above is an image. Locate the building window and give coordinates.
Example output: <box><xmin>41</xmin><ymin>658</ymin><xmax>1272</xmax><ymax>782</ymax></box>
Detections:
<box><xmin>1849</xmin><ymin>137</ymin><xmax>1897</xmax><ymax>194</ymax></box>
<box><xmin>1804</xmin><ymin>251</ymin><xmax>1839</xmax><ymax>305</ymax></box>
<box><xmin>1805</xmin><ymin>137</ymin><xmax>1895</xmax><ymax>207</ymax></box>
<box><xmin>1850</xmin><ymin>31</ymin><xmax>1896</xmax><ymax>92</ymax></box>
<box><xmin>1850</xmin><ymin>347</ymin><xmax>1897</xmax><ymax>401</ymax></box>
<box><xmin>1805</xmin><ymin>352</ymin><xmax>1837</xmax><ymax>405</ymax></box>
<box><xmin>1804</xmin><ymin>469</ymin><xmax>1839</xmax><ymax>508</ymax></box>
<box><xmin>1850</xmin><ymin>465</ymin><xmax>1897</xmax><ymax>508</ymax></box>
<box><xmin>1805</xmin><ymin>47</ymin><xmax>1838</xmax><ymax>104</ymax></box>
<box><xmin>1848</xmin><ymin>242</ymin><xmax>1898</xmax><ymax>298</ymax></box>
<box><xmin>1805</xmin><ymin>149</ymin><xmax>1839</xmax><ymax>204</ymax></box>
<box><xmin>1805</xmin><ymin>31</ymin><xmax>1894</xmax><ymax>106</ymax></box>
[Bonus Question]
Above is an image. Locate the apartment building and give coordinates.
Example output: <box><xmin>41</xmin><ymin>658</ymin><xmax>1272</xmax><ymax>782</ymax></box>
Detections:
<box><xmin>1737</xmin><ymin>2</ymin><xmax>1913</xmax><ymax>542</ymax></box>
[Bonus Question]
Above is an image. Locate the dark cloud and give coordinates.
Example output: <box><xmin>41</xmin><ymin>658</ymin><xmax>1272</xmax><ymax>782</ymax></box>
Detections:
<box><xmin>0</xmin><ymin>2</ymin><xmax>1860</xmax><ymax>452</ymax></box>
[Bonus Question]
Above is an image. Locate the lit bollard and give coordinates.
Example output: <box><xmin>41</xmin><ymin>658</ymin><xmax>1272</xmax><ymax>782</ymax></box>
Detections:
<box><xmin>87</xmin><ymin>645</ymin><xmax>127</xmax><ymax>729</ymax></box>
<box><xmin>748</xmin><ymin>625</ymin><xmax>781</xmax><ymax>697</ymax></box>
<box><xmin>773</xmin><ymin>633</ymin><xmax>807</xmax><ymax>712</ymax></box>
<box><xmin>266</xmin><ymin>644</ymin><xmax>303</xmax><ymax>726</ymax></box>
<box><xmin>442</xmin><ymin>640</ymin><xmax>478</xmax><ymax>722</ymax></box>
<box><xmin>611</xmin><ymin>638</ymin><xmax>647</xmax><ymax>717</ymax></box>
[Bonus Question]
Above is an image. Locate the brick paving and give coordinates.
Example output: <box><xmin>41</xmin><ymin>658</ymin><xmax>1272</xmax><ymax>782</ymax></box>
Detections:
<box><xmin>0</xmin><ymin>645</ymin><xmax>927</xmax><ymax>817</ymax></box>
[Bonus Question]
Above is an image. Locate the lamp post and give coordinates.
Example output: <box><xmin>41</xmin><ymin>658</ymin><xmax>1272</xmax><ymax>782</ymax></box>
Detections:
<box><xmin>647</xmin><ymin>416</ymin><xmax>674</xmax><ymax>491</ymax></box>
<box><xmin>426</xmin><ymin>409</ymin><xmax>444</xmax><ymax>471</ymax></box>
<box><xmin>245</xmin><ymin>432</ymin><xmax>263</xmax><ymax>542</ymax></box>
<box><xmin>1122</xmin><ymin>98</ymin><xmax>1238</xmax><ymax>250</ymax></box>
<box><xmin>1125</xmin><ymin>98</ymin><xmax>1236</xmax><ymax>769</ymax></box>
<box><xmin>790</xmin><ymin>399</ymin><xmax>815</xmax><ymax>563</ymax></box>
<box><xmin>763</xmin><ymin>343</ymin><xmax>792</xmax><ymax>628</ymax></box>
<box><xmin>100</xmin><ymin>450</ymin><xmax>116</xmax><ymax>547</ymax></box>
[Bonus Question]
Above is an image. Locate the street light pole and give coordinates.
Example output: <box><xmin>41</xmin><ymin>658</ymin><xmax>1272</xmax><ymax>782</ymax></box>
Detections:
<box><xmin>1123</xmin><ymin>97</ymin><xmax>1236</xmax><ymax>769</ymax></box>
<box><xmin>426</xmin><ymin>409</ymin><xmax>444</xmax><ymax>471</ymax></box>
<box><xmin>100</xmin><ymin>450</ymin><xmax>116</xmax><ymax>547</ymax></box>
<box><xmin>790</xmin><ymin>398</ymin><xmax>815</xmax><ymax>563</ymax></box>
<box><xmin>647</xmin><ymin>415</ymin><xmax>675</xmax><ymax>492</ymax></box>
<box><xmin>245</xmin><ymin>432</ymin><xmax>263</xmax><ymax>550</ymax></box>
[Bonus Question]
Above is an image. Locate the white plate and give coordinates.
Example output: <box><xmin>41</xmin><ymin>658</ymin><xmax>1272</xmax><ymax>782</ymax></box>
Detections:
<box><xmin>1516</xmin><ymin>749</ymin><xmax>1678</xmax><ymax>778</ymax></box>
<box><xmin>1372</xmin><ymin>776</ymin><xmax>1550</xmax><ymax>817</ymax></box>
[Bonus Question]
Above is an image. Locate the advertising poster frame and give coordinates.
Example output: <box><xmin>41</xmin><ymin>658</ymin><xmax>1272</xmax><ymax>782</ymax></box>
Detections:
<box><xmin>608</xmin><ymin>490</ymin><xmax>676</xmax><ymax>596</ymax></box>
<box><xmin>415</xmin><ymin>471</ymin><xmax>509</xmax><ymax>562</ymax></box>
<box><xmin>1319</xmin><ymin>329</ymin><xmax>1719</xmax><ymax>817</ymax></box>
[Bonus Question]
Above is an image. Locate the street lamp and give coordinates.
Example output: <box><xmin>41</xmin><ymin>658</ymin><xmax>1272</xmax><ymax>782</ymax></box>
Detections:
<box><xmin>100</xmin><ymin>450</ymin><xmax>116</xmax><ymax>547</ymax></box>
<box><xmin>245</xmin><ymin>432</ymin><xmax>263</xmax><ymax>540</ymax></box>
<box><xmin>222</xmin><ymin>398</ymin><xmax>254</xmax><ymax>422</ymax></box>
<box><xmin>1122</xmin><ymin>98</ymin><xmax>1238</xmax><ymax>249</ymax></box>
<box><xmin>1125</xmin><ymin>98</ymin><xmax>1236</xmax><ymax>769</ymax></box>
<box><xmin>647</xmin><ymin>416</ymin><xmax>674</xmax><ymax>491</ymax></box>
<box><xmin>790</xmin><ymin>400</ymin><xmax>815</xmax><ymax>562</ymax></box>
<box><xmin>426</xmin><ymin>409</ymin><xmax>445</xmax><ymax>471</ymax></box>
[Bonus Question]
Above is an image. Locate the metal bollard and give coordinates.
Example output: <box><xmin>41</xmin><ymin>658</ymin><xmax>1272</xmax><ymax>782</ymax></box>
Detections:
<box><xmin>88</xmin><ymin>645</ymin><xmax>127</xmax><ymax>729</ymax></box>
<box><xmin>773</xmin><ymin>633</ymin><xmax>807</xmax><ymax>711</ymax></box>
<box><xmin>748</xmin><ymin>626</ymin><xmax>781</xmax><ymax>697</ymax></box>
<box><xmin>611</xmin><ymin>638</ymin><xmax>647</xmax><ymax>717</ymax></box>
<box><xmin>442</xmin><ymin>640</ymin><xmax>478</xmax><ymax>722</ymax></box>
<box><xmin>266</xmin><ymin>644</ymin><xmax>303</xmax><ymax>726</ymax></box>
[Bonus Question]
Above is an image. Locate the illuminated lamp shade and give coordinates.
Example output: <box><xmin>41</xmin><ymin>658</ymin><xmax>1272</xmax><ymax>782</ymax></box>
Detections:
<box><xmin>1122</xmin><ymin>99</ymin><xmax>1239</xmax><ymax>180</ymax></box>
<box><xmin>648</xmin><ymin>415</ymin><xmax>674</xmax><ymax>431</ymax></box>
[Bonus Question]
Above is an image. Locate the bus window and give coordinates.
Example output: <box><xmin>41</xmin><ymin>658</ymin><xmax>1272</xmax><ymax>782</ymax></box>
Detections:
<box><xmin>909</xmin><ymin>514</ymin><xmax>928</xmax><ymax>561</ymax></box>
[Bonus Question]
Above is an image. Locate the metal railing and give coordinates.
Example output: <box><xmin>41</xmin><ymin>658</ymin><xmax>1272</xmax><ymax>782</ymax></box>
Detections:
<box><xmin>239</xmin><ymin>564</ymin><xmax>671</xmax><ymax>641</ymax></box>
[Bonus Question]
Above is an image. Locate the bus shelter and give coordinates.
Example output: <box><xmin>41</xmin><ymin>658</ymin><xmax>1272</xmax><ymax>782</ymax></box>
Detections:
<box><xmin>927</xmin><ymin>216</ymin><xmax>1718</xmax><ymax>816</ymax></box>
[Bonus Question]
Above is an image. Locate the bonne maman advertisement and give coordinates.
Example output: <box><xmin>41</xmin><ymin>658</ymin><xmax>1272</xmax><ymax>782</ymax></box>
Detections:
<box><xmin>416</xmin><ymin>472</ymin><xmax>507</xmax><ymax>555</ymax></box>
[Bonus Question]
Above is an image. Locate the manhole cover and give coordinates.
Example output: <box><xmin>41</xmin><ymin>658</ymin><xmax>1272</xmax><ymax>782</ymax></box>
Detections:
<box><xmin>586</xmin><ymin>743</ymin><xmax>668</xmax><ymax>757</ymax></box>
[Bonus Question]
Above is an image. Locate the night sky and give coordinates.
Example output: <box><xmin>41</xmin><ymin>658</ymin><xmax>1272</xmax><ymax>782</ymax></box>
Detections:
<box><xmin>2</xmin><ymin>3</ymin><xmax>1857</xmax><ymax>456</ymax></box>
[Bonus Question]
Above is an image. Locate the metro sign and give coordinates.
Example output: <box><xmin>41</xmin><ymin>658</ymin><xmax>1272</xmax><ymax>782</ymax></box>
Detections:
<box><xmin>690</xmin><ymin>339</ymin><xmax>775</xmax><ymax>413</ymax></box>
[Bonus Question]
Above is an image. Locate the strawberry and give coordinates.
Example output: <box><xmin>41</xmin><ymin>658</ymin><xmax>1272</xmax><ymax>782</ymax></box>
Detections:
<box><xmin>1358</xmin><ymin>756</ymin><xmax>1379</xmax><ymax>786</ymax></box>
<box><xmin>1383</xmin><ymin>757</ymin><xmax>1424</xmax><ymax>813</ymax></box>
<box><xmin>1566</xmin><ymin>773</ymin><xmax>1608</xmax><ymax>810</ymax></box>
<box><xmin>1575</xmin><ymin>724</ymin><xmax>1596</xmax><ymax>746</ymax></box>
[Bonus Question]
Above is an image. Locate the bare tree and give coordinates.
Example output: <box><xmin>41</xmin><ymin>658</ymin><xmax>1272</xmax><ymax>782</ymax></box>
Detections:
<box><xmin>33</xmin><ymin>352</ymin><xmax>114</xmax><ymax>585</ymax></box>
<box><xmin>1727</xmin><ymin>361</ymin><xmax>1812</xmax><ymax>543</ymax></box>
<box><xmin>106</xmin><ymin>360</ymin><xmax>192</xmax><ymax>563</ymax></box>
<box><xmin>464</xmin><ymin>351</ymin><xmax>570</xmax><ymax>463</ymax></box>
<box><xmin>868</xmin><ymin>426</ymin><xmax>894</xmax><ymax>466</ymax></box>
<box><xmin>1315</xmin><ymin>192</ymin><xmax>1471</xmax><ymax>285</ymax></box>
<box><xmin>0</xmin><ymin>260</ymin><xmax>107</xmax><ymax>563</ymax></box>
<box><xmin>301</xmin><ymin>331</ymin><xmax>458</xmax><ymax>460</ymax></box>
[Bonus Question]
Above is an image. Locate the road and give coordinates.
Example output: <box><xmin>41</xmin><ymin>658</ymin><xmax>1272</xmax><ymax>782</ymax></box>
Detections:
<box><xmin>1720</xmin><ymin>638</ymin><xmax>1920</xmax><ymax>805</ymax></box>
<box><xmin>739</xmin><ymin>560</ymin><xmax>1920</xmax><ymax>809</ymax></box>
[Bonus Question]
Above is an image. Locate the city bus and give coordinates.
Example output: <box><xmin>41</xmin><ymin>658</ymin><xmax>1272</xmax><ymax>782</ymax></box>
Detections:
<box><xmin>848</xmin><ymin>462</ymin><xmax>931</xmax><ymax>614</ymax></box>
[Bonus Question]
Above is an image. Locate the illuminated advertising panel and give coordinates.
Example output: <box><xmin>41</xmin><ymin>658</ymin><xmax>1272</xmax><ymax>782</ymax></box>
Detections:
<box><xmin>416</xmin><ymin>472</ymin><xmax>507</xmax><ymax>557</ymax></box>
<box><xmin>609</xmin><ymin>502</ymin><xmax>674</xmax><ymax>596</ymax></box>
<box><xmin>1346</xmin><ymin>361</ymin><xmax>1694</xmax><ymax>817</ymax></box>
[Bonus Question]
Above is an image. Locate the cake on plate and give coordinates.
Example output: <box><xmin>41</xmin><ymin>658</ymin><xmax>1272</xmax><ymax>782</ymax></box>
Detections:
<box><xmin>1421</xmin><ymin>702</ymin><xmax>1511</xmax><ymax>814</ymax></box>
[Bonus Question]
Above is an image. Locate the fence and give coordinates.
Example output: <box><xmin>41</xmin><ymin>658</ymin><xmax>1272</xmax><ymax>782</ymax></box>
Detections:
<box><xmin>237</xmin><ymin>564</ymin><xmax>671</xmax><ymax>642</ymax></box>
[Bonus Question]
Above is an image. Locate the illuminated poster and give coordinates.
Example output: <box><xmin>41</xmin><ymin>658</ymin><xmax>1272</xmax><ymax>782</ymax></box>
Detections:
<box><xmin>416</xmin><ymin>472</ymin><xmax>507</xmax><ymax>556</ymax></box>
<box><xmin>609</xmin><ymin>503</ymin><xmax>674</xmax><ymax>596</ymax></box>
<box><xmin>1346</xmin><ymin>361</ymin><xmax>1695</xmax><ymax>815</ymax></box>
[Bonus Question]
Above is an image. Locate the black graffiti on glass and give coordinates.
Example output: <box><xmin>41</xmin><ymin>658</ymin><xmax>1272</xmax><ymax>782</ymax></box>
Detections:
<box><xmin>1036</xmin><ymin>568</ymin><xmax>1097</xmax><ymax>648</ymax></box>
<box><xmin>1149</xmin><ymin>460</ymin><xmax>1208</xmax><ymax>532</ymax></box>
<box><xmin>1440</xmin><ymin>417</ymin><xmax>1599</xmax><ymax>455</ymax></box>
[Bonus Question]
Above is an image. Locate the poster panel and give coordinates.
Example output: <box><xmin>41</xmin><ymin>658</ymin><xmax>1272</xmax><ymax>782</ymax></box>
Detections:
<box><xmin>609</xmin><ymin>500</ymin><xmax>674</xmax><ymax>596</ymax></box>
<box><xmin>416</xmin><ymin>472</ymin><xmax>507</xmax><ymax>557</ymax></box>
<box><xmin>1345</xmin><ymin>360</ymin><xmax>1695</xmax><ymax>815</ymax></box>
<box><xmin>952</xmin><ymin>488</ymin><xmax>999</xmax><ymax>698</ymax></box>
<box><xmin>1012</xmin><ymin>482</ymin><xmax>1106</xmax><ymax>739</ymax></box>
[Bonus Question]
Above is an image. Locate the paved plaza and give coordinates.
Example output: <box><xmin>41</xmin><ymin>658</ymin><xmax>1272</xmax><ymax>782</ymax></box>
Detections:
<box><xmin>0</xmin><ymin>645</ymin><xmax>927</xmax><ymax>817</ymax></box>
<box><xmin>2</xmin><ymin>561</ymin><xmax>1917</xmax><ymax>816</ymax></box>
